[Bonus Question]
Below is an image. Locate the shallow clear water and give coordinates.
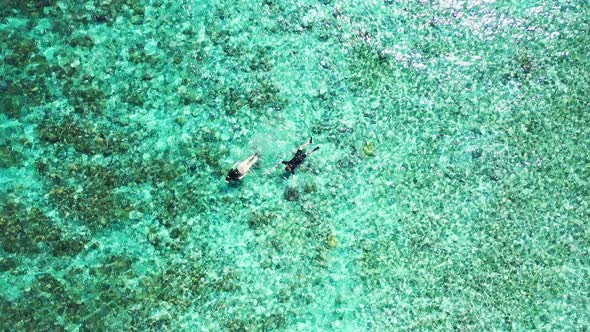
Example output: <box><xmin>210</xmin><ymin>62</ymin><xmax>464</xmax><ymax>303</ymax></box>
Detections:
<box><xmin>1</xmin><ymin>0</ymin><xmax>589</xmax><ymax>330</ymax></box>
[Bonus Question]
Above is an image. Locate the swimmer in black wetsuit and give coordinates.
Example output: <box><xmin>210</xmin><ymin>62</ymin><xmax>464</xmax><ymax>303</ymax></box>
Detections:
<box><xmin>270</xmin><ymin>137</ymin><xmax>319</xmax><ymax>175</ymax></box>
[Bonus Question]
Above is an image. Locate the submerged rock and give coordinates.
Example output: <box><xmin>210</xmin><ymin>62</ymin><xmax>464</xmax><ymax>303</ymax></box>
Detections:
<box><xmin>284</xmin><ymin>187</ymin><xmax>300</xmax><ymax>201</ymax></box>
<box><xmin>326</xmin><ymin>233</ymin><xmax>338</xmax><ymax>248</ymax></box>
<box><xmin>363</xmin><ymin>141</ymin><xmax>375</xmax><ymax>156</ymax></box>
<box><xmin>0</xmin><ymin>80</ymin><xmax>10</xmax><ymax>92</ymax></box>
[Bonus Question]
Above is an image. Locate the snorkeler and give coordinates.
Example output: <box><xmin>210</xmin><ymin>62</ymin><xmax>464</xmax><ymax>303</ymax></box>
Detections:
<box><xmin>271</xmin><ymin>137</ymin><xmax>319</xmax><ymax>175</ymax></box>
<box><xmin>226</xmin><ymin>153</ymin><xmax>259</xmax><ymax>182</ymax></box>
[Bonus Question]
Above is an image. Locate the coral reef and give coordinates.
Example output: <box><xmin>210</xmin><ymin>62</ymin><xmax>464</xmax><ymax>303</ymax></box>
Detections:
<box><xmin>0</xmin><ymin>145</ymin><xmax>23</xmax><ymax>168</ymax></box>
<box><xmin>0</xmin><ymin>200</ymin><xmax>87</xmax><ymax>256</ymax></box>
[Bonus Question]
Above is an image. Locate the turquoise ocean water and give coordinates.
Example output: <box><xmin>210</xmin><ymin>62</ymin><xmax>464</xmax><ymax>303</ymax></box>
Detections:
<box><xmin>1</xmin><ymin>0</ymin><xmax>589</xmax><ymax>330</ymax></box>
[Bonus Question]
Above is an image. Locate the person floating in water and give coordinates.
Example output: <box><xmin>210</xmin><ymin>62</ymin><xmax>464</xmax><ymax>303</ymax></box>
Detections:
<box><xmin>226</xmin><ymin>153</ymin><xmax>259</xmax><ymax>182</ymax></box>
<box><xmin>272</xmin><ymin>137</ymin><xmax>319</xmax><ymax>175</ymax></box>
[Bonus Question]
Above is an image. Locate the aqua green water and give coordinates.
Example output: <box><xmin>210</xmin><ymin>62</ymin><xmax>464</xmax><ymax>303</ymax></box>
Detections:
<box><xmin>1</xmin><ymin>0</ymin><xmax>589</xmax><ymax>330</ymax></box>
